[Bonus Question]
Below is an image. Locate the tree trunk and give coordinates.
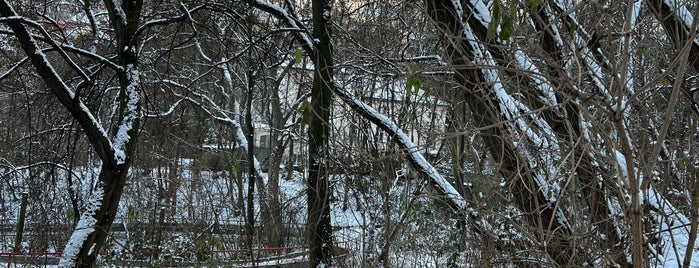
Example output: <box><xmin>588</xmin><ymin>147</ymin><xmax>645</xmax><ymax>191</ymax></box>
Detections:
<box><xmin>308</xmin><ymin>0</ymin><xmax>335</xmax><ymax>266</ymax></box>
<box><xmin>13</xmin><ymin>192</ymin><xmax>28</xmax><ymax>253</ymax></box>
<box><xmin>425</xmin><ymin>1</ymin><xmax>580</xmax><ymax>265</ymax></box>
<box><xmin>528</xmin><ymin>3</ymin><xmax>630</xmax><ymax>265</ymax></box>
<box><xmin>645</xmin><ymin>0</ymin><xmax>699</xmax><ymax>72</ymax></box>
<box><xmin>245</xmin><ymin>70</ymin><xmax>258</xmax><ymax>267</ymax></box>
<box><xmin>265</xmin><ymin>78</ymin><xmax>286</xmax><ymax>247</ymax></box>
<box><xmin>0</xmin><ymin>1</ymin><xmax>144</xmax><ymax>266</ymax></box>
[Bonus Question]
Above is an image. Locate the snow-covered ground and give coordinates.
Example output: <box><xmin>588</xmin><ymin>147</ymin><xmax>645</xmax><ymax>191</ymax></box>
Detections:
<box><xmin>4</xmin><ymin>155</ymin><xmax>695</xmax><ymax>267</ymax></box>
<box><xmin>0</xmin><ymin>157</ymin><xmax>475</xmax><ymax>267</ymax></box>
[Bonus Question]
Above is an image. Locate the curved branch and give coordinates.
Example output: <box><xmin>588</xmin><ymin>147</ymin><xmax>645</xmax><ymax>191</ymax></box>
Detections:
<box><xmin>0</xmin><ymin>1</ymin><xmax>116</xmax><ymax>166</ymax></box>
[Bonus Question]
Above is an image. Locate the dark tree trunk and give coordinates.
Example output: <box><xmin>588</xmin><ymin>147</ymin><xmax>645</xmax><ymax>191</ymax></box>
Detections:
<box><xmin>245</xmin><ymin>70</ymin><xmax>258</xmax><ymax>267</ymax></box>
<box><xmin>308</xmin><ymin>0</ymin><xmax>335</xmax><ymax>266</ymax></box>
<box><xmin>74</xmin><ymin>164</ymin><xmax>131</xmax><ymax>267</ymax></box>
<box><xmin>0</xmin><ymin>1</ymin><xmax>143</xmax><ymax>266</ymax></box>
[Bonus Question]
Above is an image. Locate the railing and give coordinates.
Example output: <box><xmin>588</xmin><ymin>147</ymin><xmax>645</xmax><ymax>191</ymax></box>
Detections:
<box><xmin>213</xmin><ymin>245</ymin><xmax>309</xmax><ymax>265</ymax></box>
<box><xmin>0</xmin><ymin>251</ymin><xmax>63</xmax><ymax>268</ymax></box>
<box><xmin>0</xmin><ymin>245</ymin><xmax>310</xmax><ymax>267</ymax></box>
<box><xmin>0</xmin><ymin>227</ymin><xmax>363</xmax><ymax>267</ymax></box>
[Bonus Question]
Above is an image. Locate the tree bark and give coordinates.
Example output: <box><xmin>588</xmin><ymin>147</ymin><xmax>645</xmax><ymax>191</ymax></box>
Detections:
<box><xmin>265</xmin><ymin>75</ymin><xmax>287</xmax><ymax>247</ymax></box>
<box><xmin>308</xmin><ymin>0</ymin><xmax>335</xmax><ymax>266</ymax></box>
<box><xmin>245</xmin><ymin>70</ymin><xmax>258</xmax><ymax>267</ymax></box>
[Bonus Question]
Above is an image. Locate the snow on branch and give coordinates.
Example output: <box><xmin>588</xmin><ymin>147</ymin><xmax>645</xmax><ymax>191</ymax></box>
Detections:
<box><xmin>429</xmin><ymin>0</ymin><xmax>572</xmax><ymax>231</ymax></box>
<box><xmin>0</xmin><ymin>161</ymin><xmax>82</xmax><ymax>181</ymax></box>
<box><xmin>107</xmin><ymin>0</ymin><xmax>127</xmax><ymax>25</ymax></box>
<box><xmin>395</xmin><ymin>55</ymin><xmax>448</xmax><ymax>65</ymax></box>
<box><xmin>612</xmin><ymin>151</ymin><xmax>699</xmax><ymax>267</ymax></box>
<box><xmin>513</xmin><ymin>50</ymin><xmax>558</xmax><ymax>108</ymax></box>
<box><xmin>462</xmin><ymin>12</ymin><xmax>564</xmax><ymax>206</ymax></box>
<box><xmin>0</xmin><ymin>0</ymin><xmax>116</xmax><ymax>165</ymax></box>
<box><xmin>0</xmin><ymin>26</ymin><xmax>123</xmax><ymax>72</ymax></box>
<box><xmin>331</xmin><ymin>81</ymin><xmax>467</xmax><ymax>211</ymax></box>
<box><xmin>112</xmin><ymin>64</ymin><xmax>141</xmax><ymax>165</ymax></box>
<box><xmin>647</xmin><ymin>186</ymin><xmax>699</xmax><ymax>267</ymax></box>
<box><xmin>59</xmin><ymin>184</ymin><xmax>104</xmax><ymax>267</ymax></box>
<box><xmin>161</xmin><ymin>79</ymin><xmax>269</xmax><ymax>184</ymax></box>
<box><xmin>661</xmin><ymin>0</ymin><xmax>699</xmax><ymax>46</ymax></box>
<box><xmin>0</xmin><ymin>15</ymin><xmax>92</xmax><ymax>83</ymax></box>
<box><xmin>247</xmin><ymin>0</ymin><xmax>314</xmax><ymax>52</ymax></box>
<box><xmin>0</xmin><ymin>53</ymin><xmax>28</xmax><ymax>80</ymax></box>
<box><xmin>134</xmin><ymin>4</ymin><xmax>207</xmax><ymax>41</ymax></box>
<box><xmin>145</xmin><ymin>98</ymin><xmax>186</xmax><ymax>118</ymax></box>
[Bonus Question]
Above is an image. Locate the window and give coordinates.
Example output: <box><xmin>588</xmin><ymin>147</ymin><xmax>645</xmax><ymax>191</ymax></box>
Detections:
<box><xmin>259</xmin><ymin>134</ymin><xmax>268</xmax><ymax>148</ymax></box>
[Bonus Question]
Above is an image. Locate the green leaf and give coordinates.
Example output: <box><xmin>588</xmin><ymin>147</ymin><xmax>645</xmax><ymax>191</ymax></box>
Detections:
<box><xmin>492</xmin><ymin>0</ymin><xmax>501</xmax><ymax>22</ymax></box>
<box><xmin>499</xmin><ymin>12</ymin><xmax>513</xmax><ymax>40</ymax></box>
<box><xmin>499</xmin><ymin>27</ymin><xmax>511</xmax><ymax>40</ymax></box>
<box><xmin>422</xmin><ymin>83</ymin><xmax>431</xmax><ymax>97</ymax></box>
<box><xmin>568</xmin><ymin>19</ymin><xmax>578</xmax><ymax>34</ymax></box>
<box><xmin>406</xmin><ymin>75</ymin><xmax>422</xmax><ymax>95</ymax></box>
<box><xmin>496</xmin><ymin>6</ymin><xmax>516</xmax><ymax>41</ymax></box>
<box><xmin>127</xmin><ymin>205</ymin><xmax>139</xmax><ymax>221</ymax></box>
<box><xmin>529</xmin><ymin>0</ymin><xmax>542</xmax><ymax>13</ymax></box>
<box><xmin>487</xmin><ymin>21</ymin><xmax>498</xmax><ymax>40</ymax></box>
<box><xmin>294</xmin><ymin>47</ymin><xmax>303</xmax><ymax>65</ymax></box>
<box><xmin>487</xmin><ymin>0</ymin><xmax>501</xmax><ymax>40</ymax></box>
<box><xmin>660</xmin><ymin>77</ymin><xmax>670</xmax><ymax>86</ymax></box>
<box><xmin>299</xmin><ymin>101</ymin><xmax>313</xmax><ymax>125</ymax></box>
<box><xmin>636</xmin><ymin>43</ymin><xmax>649</xmax><ymax>56</ymax></box>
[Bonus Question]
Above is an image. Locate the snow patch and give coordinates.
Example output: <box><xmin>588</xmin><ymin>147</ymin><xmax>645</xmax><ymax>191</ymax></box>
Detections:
<box><xmin>647</xmin><ymin>187</ymin><xmax>699</xmax><ymax>267</ymax></box>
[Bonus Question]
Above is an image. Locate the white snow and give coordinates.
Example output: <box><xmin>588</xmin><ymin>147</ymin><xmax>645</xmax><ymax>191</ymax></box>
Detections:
<box><xmin>58</xmin><ymin>185</ymin><xmax>104</xmax><ymax>267</ymax></box>
<box><xmin>253</xmin><ymin>0</ymin><xmax>314</xmax><ymax>50</ymax></box>
<box><xmin>630</xmin><ymin>0</ymin><xmax>643</xmax><ymax>27</ymax></box>
<box><xmin>444</xmin><ymin>2</ymin><xmax>571</xmax><ymax>229</ymax></box>
<box><xmin>145</xmin><ymin>98</ymin><xmax>185</xmax><ymax>117</ymax></box>
<box><xmin>614</xmin><ymin>150</ymin><xmax>630</xmax><ymax>185</ymax></box>
<box><xmin>109</xmin><ymin>0</ymin><xmax>127</xmax><ymax>25</ymax></box>
<box><xmin>334</xmin><ymin>83</ymin><xmax>467</xmax><ymax>211</ymax></box>
<box><xmin>647</xmin><ymin>187</ymin><xmax>699</xmax><ymax>267</ymax></box>
<box><xmin>112</xmin><ymin>64</ymin><xmax>141</xmax><ymax>165</ymax></box>
<box><xmin>462</xmin><ymin>21</ymin><xmax>564</xmax><ymax>208</ymax></box>
<box><xmin>514</xmin><ymin>50</ymin><xmax>558</xmax><ymax>107</ymax></box>
<box><xmin>467</xmin><ymin>0</ymin><xmax>494</xmax><ymax>28</ymax></box>
<box><xmin>662</xmin><ymin>0</ymin><xmax>699</xmax><ymax>46</ymax></box>
<box><xmin>449</xmin><ymin>0</ymin><xmax>464</xmax><ymax>19</ymax></box>
<box><xmin>402</xmin><ymin>55</ymin><xmax>447</xmax><ymax>65</ymax></box>
<box><xmin>613</xmin><ymin>0</ymin><xmax>642</xmax><ymax>119</ymax></box>
<box><xmin>611</xmin><ymin>148</ymin><xmax>699</xmax><ymax>267</ymax></box>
